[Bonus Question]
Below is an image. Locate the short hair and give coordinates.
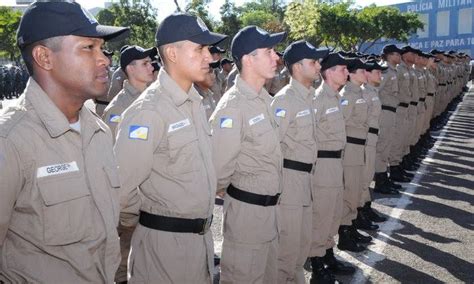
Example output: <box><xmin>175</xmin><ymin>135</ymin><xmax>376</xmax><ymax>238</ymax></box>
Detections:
<box><xmin>157</xmin><ymin>41</ymin><xmax>182</xmax><ymax>66</ymax></box>
<box><xmin>20</xmin><ymin>36</ymin><xmax>64</xmax><ymax>76</ymax></box>
<box><xmin>321</xmin><ymin>66</ymin><xmax>336</xmax><ymax>80</ymax></box>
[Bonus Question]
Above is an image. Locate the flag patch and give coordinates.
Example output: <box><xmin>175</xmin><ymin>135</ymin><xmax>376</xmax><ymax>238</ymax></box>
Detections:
<box><xmin>340</xmin><ymin>99</ymin><xmax>349</xmax><ymax>106</ymax></box>
<box><xmin>109</xmin><ymin>114</ymin><xmax>121</xmax><ymax>123</ymax></box>
<box><xmin>129</xmin><ymin>125</ymin><xmax>149</xmax><ymax>140</ymax></box>
<box><xmin>220</xmin><ymin>117</ymin><xmax>233</xmax><ymax>128</ymax></box>
<box><xmin>275</xmin><ymin>108</ymin><xmax>286</xmax><ymax>118</ymax></box>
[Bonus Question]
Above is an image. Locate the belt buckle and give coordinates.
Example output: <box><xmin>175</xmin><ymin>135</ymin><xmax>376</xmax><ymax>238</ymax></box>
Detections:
<box><xmin>199</xmin><ymin>215</ymin><xmax>213</xmax><ymax>235</ymax></box>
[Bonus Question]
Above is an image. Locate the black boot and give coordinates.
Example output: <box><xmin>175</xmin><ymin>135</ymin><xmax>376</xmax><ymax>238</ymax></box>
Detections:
<box><xmin>310</xmin><ymin>256</ymin><xmax>337</xmax><ymax>284</ymax></box>
<box><xmin>399</xmin><ymin>164</ymin><xmax>415</xmax><ymax>179</ymax></box>
<box><xmin>337</xmin><ymin>225</ymin><xmax>366</xmax><ymax>252</ymax></box>
<box><xmin>214</xmin><ymin>254</ymin><xmax>220</xmax><ymax>266</ymax></box>
<box><xmin>389</xmin><ymin>165</ymin><xmax>411</xmax><ymax>182</ymax></box>
<box><xmin>363</xmin><ymin>202</ymin><xmax>387</xmax><ymax>223</ymax></box>
<box><xmin>386</xmin><ymin>176</ymin><xmax>403</xmax><ymax>190</ymax></box>
<box><xmin>374</xmin><ymin>172</ymin><xmax>399</xmax><ymax>194</ymax></box>
<box><xmin>402</xmin><ymin>155</ymin><xmax>418</xmax><ymax>171</ymax></box>
<box><xmin>323</xmin><ymin>248</ymin><xmax>355</xmax><ymax>275</ymax></box>
<box><xmin>353</xmin><ymin>208</ymin><xmax>379</xmax><ymax>231</ymax></box>
<box><xmin>350</xmin><ymin>223</ymin><xmax>373</xmax><ymax>244</ymax></box>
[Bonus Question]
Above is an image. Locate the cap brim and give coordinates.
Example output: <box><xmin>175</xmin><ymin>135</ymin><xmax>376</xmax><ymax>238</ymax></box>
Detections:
<box><xmin>261</xmin><ymin>32</ymin><xmax>287</xmax><ymax>49</ymax></box>
<box><xmin>189</xmin><ymin>31</ymin><xmax>228</xmax><ymax>46</ymax></box>
<box><xmin>76</xmin><ymin>24</ymin><xmax>130</xmax><ymax>42</ymax></box>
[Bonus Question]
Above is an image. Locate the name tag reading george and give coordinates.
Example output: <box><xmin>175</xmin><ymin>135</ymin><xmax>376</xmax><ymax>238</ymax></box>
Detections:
<box><xmin>37</xmin><ymin>161</ymin><xmax>79</xmax><ymax>178</ymax></box>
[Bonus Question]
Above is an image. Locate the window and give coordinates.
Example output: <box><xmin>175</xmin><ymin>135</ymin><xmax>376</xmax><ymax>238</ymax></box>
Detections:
<box><xmin>458</xmin><ymin>8</ymin><xmax>473</xmax><ymax>35</ymax></box>
<box><xmin>417</xmin><ymin>13</ymin><xmax>429</xmax><ymax>38</ymax></box>
<box><xmin>437</xmin><ymin>10</ymin><xmax>450</xmax><ymax>36</ymax></box>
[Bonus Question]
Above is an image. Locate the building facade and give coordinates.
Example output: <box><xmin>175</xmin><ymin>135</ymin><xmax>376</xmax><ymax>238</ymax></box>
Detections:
<box><xmin>362</xmin><ymin>0</ymin><xmax>473</xmax><ymax>56</ymax></box>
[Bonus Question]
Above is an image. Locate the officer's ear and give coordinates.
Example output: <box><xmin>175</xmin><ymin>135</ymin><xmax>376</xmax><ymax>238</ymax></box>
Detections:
<box><xmin>160</xmin><ymin>42</ymin><xmax>182</xmax><ymax>64</ymax></box>
<box><xmin>31</xmin><ymin>45</ymin><xmax>55</xmax><ymax>71</ymax></box>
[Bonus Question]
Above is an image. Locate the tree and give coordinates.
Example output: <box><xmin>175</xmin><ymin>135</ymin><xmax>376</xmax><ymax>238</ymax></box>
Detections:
<box><xmin>215</xmin><ymin>0</ymin><xmax>241</xmax><ymax>38</ymax></box>
<box><xmin>185</xmin><ymin>0</ymin><xmax>215</xmax><ymax>31</ymax></box>
<box><xmin>0</xmin><ymin>7</ymin><xmax>22</xmax><ymax>62</ymax></box>
<box><xmin>96</xmin><ymin>0</ymin><xmax>158</xmax><ymax>51</ymax></box>
<box><xmin>284</xmin><ymin>1</ymin><xmax>424</xmax><ymax>51</ymax></box>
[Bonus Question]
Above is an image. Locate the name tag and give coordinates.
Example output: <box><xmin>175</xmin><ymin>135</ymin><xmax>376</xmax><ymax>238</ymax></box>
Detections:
<box><xmin>37</xmin><ymin>161</ymin><xmax>79</xmax><ymax>178</ymax></box>
<box><xmin>326</xmin><ymin>107</ymin><xmax>339</xmax><ymax>114</ymax></box>
<box><xmin>296</xmin><ymin>109</ymin><xmax>310</xmax><ymax>118</ymax></box>
<box><xmin>391</xmin><ymin>76</ymin><xmax>397</xmax><ymax>80</ymax></box>
<box><xmin>249</xmin><ymin>114</ymin><xmax>264</xmax><ymax>126</ymax></box>
<box><xmin>372</xmin><ymin>97</ymin><xmax>379</xmax><ymax>101</ymax></box>
<box><xmin>356</xmin><ymin>99</ymin><xmax>366</xmax><ymax>104</ymax></box>
<box><xmin>168</xmin><ymin>119</ymin><xmax>191</xmax><ymax>133</ymax></box>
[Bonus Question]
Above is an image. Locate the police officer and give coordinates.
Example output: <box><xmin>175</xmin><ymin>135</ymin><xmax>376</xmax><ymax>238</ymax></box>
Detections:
<box><xmin>359</xmin><ymin>60</ymin><xmax>388</xmax><ymax>223</ymax></box>
<box><xmin>209</xmin><ymin>25</ymin><xmax>285</xmax><ymax>283</ymax></box>
<box><xmin>209</xmin><ymin>45</ymin><xmax>226</xmax><ymax>99</ymax></box>
<box><xmin>339</xmin><ymin>58</ymin><xmax>373</xmax><ymax>252</ymax></box>
<box><xmin>271</xmin><ymin>40</ymin><xmax>327</xmax><ymax>284</ymax></box>
<box><xmin>375</xmin><ymin>44</ymin><xmax>403</xmax><ymax>194</ymax></box>
<box><xmin>0</xmin><ymin>2</ymin><xmax>129</xmax><ymax>282</ymax></box>
<box><xmin>103</xmin><ymin>45</ymin><xmax>155</xmax><ymax>136</ymax></box>
<box><xmin>114</xmin><ymin>13</ymin><xmax>226</xmax><ymax>283</ymax></box>
<box><xmin>309</xmin><ymin>53</ymin><xmax>353</xmax><ymax>284</ymax></box>
<box><xmin>219</xmin><ymin>58</ymin><xmax>233</xmax><ymax>96</ymax></box>
<box><xmin>195</xmin><ymin>61</ymin><xmax>219</xmax><ymax>119</ymax></box>
<box><xmin>388</xmin><ymin>46</ymin><xmax>415</xmax><ymax>183</ymax></box>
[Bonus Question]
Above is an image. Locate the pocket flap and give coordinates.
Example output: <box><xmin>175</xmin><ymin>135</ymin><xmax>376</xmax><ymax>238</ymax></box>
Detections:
<box><xmin>38</xmin><ymin>175</ymin><xmax>90</xmax><ymax>206</ymax></box>
<box><xmin>104</xmin><ymin>166</ymin><xmax>121</xmax><ymax>188</ymax></box>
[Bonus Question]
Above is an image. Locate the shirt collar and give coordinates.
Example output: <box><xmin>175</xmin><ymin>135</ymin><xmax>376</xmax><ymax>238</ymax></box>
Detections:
<box><xmin>123</xmin><ymin>80</ymin><xmax>141</xmax><ymax>98</ymax></box>
<box><xmin>235</xmin><ymin>75</ymin><xmax>270</xmax><ymax>100</ymax></box>
<box><xmin>289</xmin><ymin>77</ymin><xmax>314</xmax><ymax>100</ymax></box>
<box><xmin>158</xmin><ymin>68</ymin><xmax>200</xmax><ymax>106</ymax></box>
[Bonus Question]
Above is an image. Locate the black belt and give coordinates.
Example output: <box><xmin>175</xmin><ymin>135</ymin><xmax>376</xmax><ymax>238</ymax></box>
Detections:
<box><xmin>419</xmin><ymin>98</ymin><xmax>426</xmax><ymax>102</ymax></box>
<box><xmin>369</xmin><ymin>127</ymin><xmax>379</xmax><ymax>135</ymax></box>
<box><xmin>95</xmin><ymin>99</ymin><xmax>109</xmax><ymax>105</ymax></box>
<box><xmin>347</xmin><ymin>136</ymin><xmax>366</xmax><ymax>145</ymax></box>
<box><xmin>427</xmin><ymin>93</ymin><xmax>435</xmax><ymax>97</ymax></box>
<box><xmin>227</xmin><ymin>184</ymin><xmax>280</xmax><ymax>207</ymax></box>
<box><xmin>410</xmin><ymin>101</ymin><xmax>418</xmax><ymax>106</ymax></box>
<box><xmin>399</xmin><ymin>102</ymin><xmax>409</xmax><ymax>108</ymax></box>
<box><xmin>381</xmin><ymin>105</ymin><xmax>396</xmax><ymax>112</ymax></box>
<box><xmin>283</xmin><ymin>159</ymin><xmax>313</xmax><ymax>173</ymax></box>
<box><xmin>139</xmin><ymin>211</ymin><xmax>213</xmax><ymax>235</ymax></box>
<box><xmin>317</xmin><ymin>150</ymin><xmax>342</xmax><ymax>159</ymax></box>
<box><xmin>438</xmin><ymin>83</ymin><xmax>446</xmax><ymax>86</ymax></box>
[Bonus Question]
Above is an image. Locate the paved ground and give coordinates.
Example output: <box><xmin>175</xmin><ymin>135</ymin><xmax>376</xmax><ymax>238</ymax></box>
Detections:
<box><xmin>2</xmin><ymin>84</ymin><xmax>473</xmax><ymax>284</ymax></box>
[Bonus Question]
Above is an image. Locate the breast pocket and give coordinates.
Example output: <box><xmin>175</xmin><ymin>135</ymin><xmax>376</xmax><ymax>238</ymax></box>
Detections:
<box><xmin>249</xmin><ymin>119</ymin><xmax>278</xmax><ymax>153</ymax></box>
<box><xmin>38</xmin><ymin>173</ymin><xmax>92</xmax><ymax>245</ymax></box>
<box><xmin>295</xmin><ymin>114</ymin><xmax>313</xmax><ymax>141</ymax></box>
<box><xmin>167</xmin><ymin>128</ymin><xmax>199</xmax><ymax>175</ymax></box>
<box><xmin>323</xmin><ymin>111</ymin><xmax>344</xmax><ymax>135</ymax></box>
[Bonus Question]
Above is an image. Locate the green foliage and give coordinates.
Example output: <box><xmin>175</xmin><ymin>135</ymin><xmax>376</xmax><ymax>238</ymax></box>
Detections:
<box><xmin>185</xmin><ymin>0</ymin><xmax>215</xmax><ymax>31</ymax></box>
<box><xmin>215</xmin><ymin>0</ymin><xmax>241</xmax><ymax>39</ymax></box>
<box><xmin>0</xmin><ymin>7</ymin><xmax>22</xmax><ymax>61</ymax></box>
<box><xmin>96</xmin><ymin>0</ymin><xmax>158</xmax><ymax>51</ymax></box>
<box><xmin>284</xmin><ymin>0</ymin><xmax>423</xmax><ymax>51</ymax></box>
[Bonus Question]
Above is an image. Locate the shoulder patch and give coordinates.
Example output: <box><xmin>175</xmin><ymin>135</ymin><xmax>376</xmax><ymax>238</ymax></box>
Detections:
<box><xmin>220</xmin><ymin>117</ymin><xmax>233</xmax><ymax>128</ymax></box>
<box><xmin>129</xmin><ymin>125</ymin><xmax>149</xmax><ymax>140</ymax></box>
<box><xmin>109</xmin><ymin>114</ymin><xmax>121</xmax><ymax>123</ymax></box>
<box><xmin>340</xmin><ymin>99</ymin><xmax>349</xmax><ymax>106</ymax></box>
<box><xmin>275</xmin><ymin>108</ymin><xmax>286</xmax><ymax>118</ymax></box>
<box><xmin>0</xmin><ymin>107</ymin><xmax>27</xmax><ymax>138</ymax></box>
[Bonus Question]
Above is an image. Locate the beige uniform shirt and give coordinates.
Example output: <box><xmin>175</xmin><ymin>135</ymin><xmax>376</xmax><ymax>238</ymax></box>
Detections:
<box><xmin>408</xmin><ymin>64</ymin><xmax>420</xmax><ymax>106</ymax></box>
<box><xmin>414</xmin><ymin>66</ymin><xmax>427</xmax><ymax>113</ymax></box>
<box><xmin>225</xmin><ymin>67</ymin><xmax>239</xmax><ymax>92</ymax></box>
<box><xmin>102</xmin><ymin>80</ymin><xmax>141</xmax><ymax>136</ymax></box>
<box><xmin>195</xmin><ymin>85</ymin><xmax>217</xmax><ymax>120</ymax></box>
<box><xmin>397</xmin><ymin>61</ymin><xmax>412</xmax><ymax>104</ymax></box>
<box><xmin>312</xmin><ymin>81</ymin><xmax>346</xmax><ymax>151</ymax></box>
<box><xmin>114</xmin><ymin>69</ymin><xmax>216</xmax><ymax>224</ymax></box>
<box><xmin>107</xmin><ymin>67</ymin><xmax>126</xmax><ymax>101</ymax></box>
<box><xmin>379</xmin><ymin>62</ymin><xmax>399</xmax><ymax>108</ymax></box>
<box><xmin>340</xmin><ymin>81</ymin><xmax>369</xmax><ymax>166</ymax></box>
<box><xmin>265</xmin><ymin>66</ymin><xmax>290</xmax><ymax>95</ymax></box>
<box><xmin>0</xmin><ymin>79</ymin><xmax>120</xmax><ymax>283</ymax></box>
<box><xmin>271</xmin><ymin>78</ymin><xmax>317</xmax><ymax>206</ymax></box>
<box><xmin>210</xmin><ymin>75</ymin><xmax>282</xmax><ymax>243</ymax></box>
<box><xmin>362</xmin><ymin>83</ymin><xmax>382</xmax><ymax>147</ymax></box>
<box><xmin>210</xmin><ymin>68</ymin><xmax>223</xmax><ymax>101</ymax></box>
